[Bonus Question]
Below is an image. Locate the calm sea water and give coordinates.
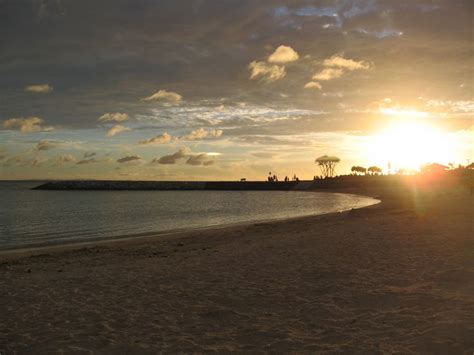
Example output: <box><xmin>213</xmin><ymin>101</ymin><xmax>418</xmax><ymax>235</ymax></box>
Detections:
<box><xmin>0</xmin><ymin>181</ymin><xmax>379</xmax><ymax>250</ymax></box>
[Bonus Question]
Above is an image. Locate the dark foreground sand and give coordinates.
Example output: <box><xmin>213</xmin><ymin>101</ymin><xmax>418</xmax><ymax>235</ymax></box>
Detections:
<box><xmin>1</xmin><ymin>184</ymin><xmax>473</xmax><ymax>353</ymax></box>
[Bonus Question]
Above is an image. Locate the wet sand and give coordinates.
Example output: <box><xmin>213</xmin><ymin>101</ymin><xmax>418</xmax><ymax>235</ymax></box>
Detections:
<box><xmin>1</xmin><ymin>184</ymin><xmax>473</xmax><ymax>353</ymax></box>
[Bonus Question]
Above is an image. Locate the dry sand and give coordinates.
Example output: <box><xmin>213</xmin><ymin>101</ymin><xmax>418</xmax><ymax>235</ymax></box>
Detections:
<box><xmin>1</xmin><ymin>184</ymin><xmax>473</xmax><ymax>353</ymax></box>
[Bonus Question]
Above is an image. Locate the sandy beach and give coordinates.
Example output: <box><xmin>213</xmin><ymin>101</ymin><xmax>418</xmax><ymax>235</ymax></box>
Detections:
<box><xmin>1</xmin><ymin>184</ymin><xmax>473</xmax><ymax>353</ymax></box>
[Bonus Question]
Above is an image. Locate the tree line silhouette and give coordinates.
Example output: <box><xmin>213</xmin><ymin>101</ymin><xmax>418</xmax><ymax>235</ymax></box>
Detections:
<box><xmin>351</xmin><ymin>166</ymin><xmax>382</xmax><ymax>175</ymax></box>
<box><xmin>265</xmin><ymin>155</ymin><xmax>472</xmax><ymax>181</ymax></box>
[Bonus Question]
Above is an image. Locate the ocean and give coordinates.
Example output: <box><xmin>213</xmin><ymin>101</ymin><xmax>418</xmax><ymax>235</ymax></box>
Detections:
<box><xmin>0</xmin><ymin>181</ymin><xmax>379</xmax><ymax>250</ymax></box>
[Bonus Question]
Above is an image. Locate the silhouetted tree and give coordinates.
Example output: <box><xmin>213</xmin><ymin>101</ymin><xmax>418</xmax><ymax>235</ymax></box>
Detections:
<box><xmin>316</xmin><ymin>155</ymin><xmax>340</xmax><ymax>178</ymax></box>
<box><xmin>351</xmin><ymin>166</ymin><xmax>366</xmax><ymax>175</ymax></box>
<box><xmin>367</xmin><ymin>166</ymin><xmax>382</xmax><ymax>175</ymax></box>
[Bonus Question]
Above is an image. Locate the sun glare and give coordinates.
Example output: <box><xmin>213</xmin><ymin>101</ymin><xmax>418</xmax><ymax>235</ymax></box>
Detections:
<box><xmin>367</xmin><ymin>120</ymin><xmax>457</xmax><ymax>172</ymax></box>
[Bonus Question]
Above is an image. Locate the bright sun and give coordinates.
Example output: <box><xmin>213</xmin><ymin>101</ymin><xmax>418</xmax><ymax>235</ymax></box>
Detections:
<box><xmin>366</xmin><ymin>119</ymin><xmax>457</xmax><ymax>172</ymax></box>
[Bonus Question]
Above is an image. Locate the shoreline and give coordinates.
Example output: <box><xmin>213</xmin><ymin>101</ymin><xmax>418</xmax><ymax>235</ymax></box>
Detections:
<box><xmin>1</xmin><ymin>183</ymin><xmax>473</xmax><ymax>352</ymax></box>
<box><xmin>0</xmin><ymin>190</ymin><xmax>379</xmax><ymax>258</ymax></box>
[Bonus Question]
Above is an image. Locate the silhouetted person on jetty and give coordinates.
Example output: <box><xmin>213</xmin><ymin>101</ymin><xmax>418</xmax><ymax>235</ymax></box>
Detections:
<box><xmin>268</xmin><ymin>172</ymin><xmax>279</xmax><ymax>182</ymax></box>
<box><xmin>268</xmin><ymin>172</ymin><xmax>280</xmax><ymax>182</ymax></box>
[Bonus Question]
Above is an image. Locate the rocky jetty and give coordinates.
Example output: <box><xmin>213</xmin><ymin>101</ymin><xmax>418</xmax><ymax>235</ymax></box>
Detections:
<box><xmin>32</xmin><ymin>180</ymin><xmax>315</xmax><ymax>191</ymax></box>
<box><xmin>32</xmin><ymin>174</ymin><xmax>462</xmax><ymax>191</ymax></box>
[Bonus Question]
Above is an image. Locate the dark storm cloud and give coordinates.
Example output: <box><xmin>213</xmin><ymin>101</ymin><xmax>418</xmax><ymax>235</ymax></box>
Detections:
<box><xmin>0</xmin><ymin>0</ymin><xmax>472</xmax><ymax>132</ymax></box>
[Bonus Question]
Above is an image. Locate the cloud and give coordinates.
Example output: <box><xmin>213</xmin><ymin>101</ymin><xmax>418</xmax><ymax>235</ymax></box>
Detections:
<box><xmin>274</xmin><ymin>2</ymin><xmax>378</xmax><ymax>28</ymax></box>
<box><xmin>310</xmin><ymin>55</ymin><xmax>372</xmax><ymax>83</ymax></box>
<box><xmin>36</xmin><ymin>140</ymin><xmax>55</xmax><ymax>151</ymax></box>
<box><xmin>83</xmin><ymin>151</ymin><xmax>96</xmax><ymax>158</ymax></box>
<box><xmin>152</xmin><ymin>148</ymin><xmax>190</xmax><ymax>165</ymax></box>
<box><xmin>142</xmin><ymin>90</ymin><xmax>182</xmax><ymax>102</ymax></box>
<box><xmin>3</xmin><ymin>154</ymin><xmax>45</xmax><ymax>167</ymax></box>
<box><xmin>117</xmin><ymin>155</ymin><xmax>142</xmax><ymax>164</ymax></box>
<box><xmin>248</xmin><ymin>61</ymin><xmax>286</xmax><ymax>82</ymax></box>
<box><xmin>322</xmin><ymin>55</ymin><xmax>371</xmax><ymax>70</ymax></box>
<box><xmin>2</xmin><ymin>156</ymin><xmax>21</xmax><ymax>167</ymax></box>
<box><xmin>139</xmin><ymin>128</ymin><xmax>223</xmax><ymax>144</ymax></box>
<box><xmin>151</xmin><ymin>147</ymin><xmax>215</xmax><ymax>166</ymax></box>
<box><xmin>186</xmin><ymin>153</ymin><xmax>215</xmax><ymax>166</ymax></box>
<box><xmin>139</xmin><ymin>132</ymin><xmax>172</xmax><ymax>145</ymax></box>
<box><xmin>136</xmin><ymin>103</ymin><xmax>318</xmax><ymax>128</ymax></box>
<box><xmin>294</xmin><ymin>6</ymin><xmax>339</xmax><ymax>17</ymax></box>
<box><xmin>77</xmin><ymin>158</ymin><xmax>99</xmax><ymax>165</ymax></box>
<box><xmin>252</xmin><ymin>152</ymin><xmax>277</xmax><ymax>159</ymax></box>
<box><xmin>248</xmin><ymin>44</ymin><xmax>298</xmax><ymax>83</ymax></box>
<box><xmin>355</xmin><ymin>28</ymin><xmax>403</xmax><ymax>39</ymax></box>
<box><xmin>56</xmin><ymin>154</ymin><xmax>76</xmax><ymax>164</ymax></box>
<box><xmin>236</xmin><ymin>135</ymin><xmax>312</xmax><ymax>146</ymax></box>
<box><xmin>35</xmin><ymin>0</ymin><xmax>65</xmax><ymax>21</ymax></box>
<box><xmin>379</xmin><ymin>107</ymin><xmax>428</xmax><ymax>117</ymax></box>
<box><xmin>2</xmin><ymin>117</ymin><xmax>51</xmax><ymax>133</ymax></box>
<box><xmin>304</xmin><ymin>81</ymin><xmax>322</xmax><ymax>90</ymax></box>
<box><xmin>24</xmin><ymin>84</ymin><xmax>53</xmax><ymax>93</ymax></box>
<box><xmin>367</xmin><ymin>98</ymin><xmax>429</xmax><ymax>117</ymax></box>
<box><xmin>180</xmin><ymin>128</ymin><xmax>223</xmax><ymax>141</ymax></box>
<box><xmin>312</xmin><ymin>68</ymin><xmax>344</xmax><ymax>81</ymax></box>
<box><xmin>98</xmin><ymin>112</ymin><xmax>129</xmax><ymax>122</ymax></box>
<box><xmin>267</xmin><ymin>45</ymin><xmax>299</xmax><ymax>64</ymax></box>
<box><xmin>425</xmin><ymin>99</ymin><xmax>474</xmax><ymax>114</ymax></box>
<box><xmin>106</xmin><ymin>125</ymin><xmax>131</xmax><ymax>137</ymax></box>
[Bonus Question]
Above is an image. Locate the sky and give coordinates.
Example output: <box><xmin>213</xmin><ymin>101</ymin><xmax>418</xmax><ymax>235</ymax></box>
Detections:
<box><xmin>0</xmin><ymin>0</ymin><xmax>472</xmax><ymax>180</ymax></box>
